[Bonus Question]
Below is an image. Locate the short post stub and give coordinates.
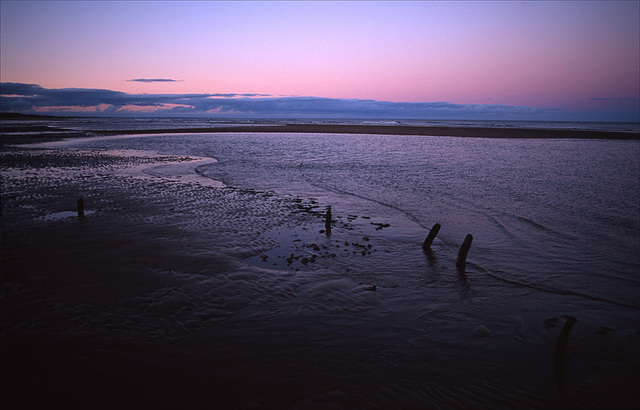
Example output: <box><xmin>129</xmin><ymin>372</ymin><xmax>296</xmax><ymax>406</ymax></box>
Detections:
<box><xmin>325</xmin><ymin>206</ymin><xmax>332</xmax><ymax>236</ymax></box>
<box><xmin>456</xmin><ymin>234</ymin><xmax>473</xmax><ymax>269</ymax></box>
<box><xmin>77</xmin><ymin>198</ymin><xmax>85</xmax><ymax>218</ymax></box>
<box><xmin>422</xmin><ymin>223</ymin><xmax>441</xmax><ymax>250</ymax></box>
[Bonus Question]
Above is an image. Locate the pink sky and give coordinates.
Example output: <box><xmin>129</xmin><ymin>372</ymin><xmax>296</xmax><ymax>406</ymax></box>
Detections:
<box><xmin>1</xmin><ymin>1</ymin><xmax>638</xmax><ymax>121</ymax></box>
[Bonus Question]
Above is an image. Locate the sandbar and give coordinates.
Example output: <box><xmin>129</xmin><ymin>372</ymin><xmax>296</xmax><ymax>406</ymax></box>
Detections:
<box><xmin>94</xmin><ymin>123</ymin><xmax>640</xmax><ymax>140</ymax></box>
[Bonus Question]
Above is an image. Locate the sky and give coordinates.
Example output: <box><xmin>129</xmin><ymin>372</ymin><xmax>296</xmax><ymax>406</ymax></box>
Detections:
<box><xmin>1</xmin><ymin>1</ymin><xmax>639</xmax><ymax>122</ymax></box>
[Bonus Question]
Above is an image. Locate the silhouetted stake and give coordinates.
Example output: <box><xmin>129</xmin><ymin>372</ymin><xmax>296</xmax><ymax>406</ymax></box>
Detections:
<box><xmin>456</xmin><ymin>234</ymin><xmax>473</xmax><ymax>271</ymax></box>
<box><xmin>77</xmin><ymin>198</ymin><xmax>85</xmax><ymax>218</ymax></box>
<box><xmin>554</xmin><ymin>316</ymin><xmax>578</xmax><ymax>394</ymax></box>
<box><xmin>422</xmin><ymin>223</ymin><xmax>441</xmax><ymax>250</ymax></box>
<box><xmin>325</xmin><ymin>206</ymin><xmax>332</xmax><ymax>236</ymax></box>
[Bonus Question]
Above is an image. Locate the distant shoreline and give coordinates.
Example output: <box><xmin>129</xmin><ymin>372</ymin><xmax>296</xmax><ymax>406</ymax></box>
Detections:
<box><xmin>96</xmin><ymin>124</ymin><xmax>640</xmax><ymax>140</ymax></box>
<box><xmin>2</xmin><ymin>113</ymin><xmax>639</xmax><ymax>140</ymax></box>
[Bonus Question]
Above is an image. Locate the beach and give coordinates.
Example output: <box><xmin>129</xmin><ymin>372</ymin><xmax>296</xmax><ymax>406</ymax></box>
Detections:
<box><xmin>1</xmin><ymin>147</ymin><xmax>307</xmax><ymax>408</ymax></box>
<box><xmin>3</xmin><ymin>0</ymin><xmax>639</xmax><ymax>406</ymax></box>
<box><xmin>2</xmin><ymin>121</ymin><xmax>639</xmax><ymax>409</ymax></box>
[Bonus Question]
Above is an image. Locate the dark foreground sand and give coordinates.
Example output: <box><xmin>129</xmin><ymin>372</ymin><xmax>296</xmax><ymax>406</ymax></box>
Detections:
<box><xmin>1</xmin><ymin>149</ymin><xmax>335</xmax><ymax>409</ymax></box>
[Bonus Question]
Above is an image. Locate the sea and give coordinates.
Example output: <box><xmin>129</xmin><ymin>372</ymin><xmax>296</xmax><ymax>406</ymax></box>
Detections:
<box><xmin>3</xmin><ymin>117</ymin><xmax>640</xmax><ymax>407</ymax></box>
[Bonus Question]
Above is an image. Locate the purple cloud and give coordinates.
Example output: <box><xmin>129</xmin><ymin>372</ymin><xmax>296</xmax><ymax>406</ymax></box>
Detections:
<box><xmin>1</xmin><ymin>82</ymin><xmax>570</xmax><ymax>120</ymax></box>
<box><xmin>127</xmin><ymin>78</ymin><xmax>183</xmax><ymax>83</ymax></box>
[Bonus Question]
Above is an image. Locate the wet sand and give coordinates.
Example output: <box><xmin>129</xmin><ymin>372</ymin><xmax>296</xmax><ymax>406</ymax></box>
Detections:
<box><xmin>0</xmin><ymin>149</ymin><xmax>289</xmax><ymax>408</ymax></box>
<box><xmin>2</xmin><ymin>140</ymin><xmax>639</xmax><ymax>408</ymax></box>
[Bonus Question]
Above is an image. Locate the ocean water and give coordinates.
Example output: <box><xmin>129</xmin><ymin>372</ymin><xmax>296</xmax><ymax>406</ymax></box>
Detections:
<box><xmin>58</xmin><ymin>131</ymin><xmax>640</xmax><ymax>308</ymax></box>
<box><xmin>5</xmin><ymin>120</ymin><xmax>640</xmax><ymax>407</ymax></box>
<box><xmin>2</xmin><ymin>115</ymin><xmax>640</xmax><ymax>133</ymax></box>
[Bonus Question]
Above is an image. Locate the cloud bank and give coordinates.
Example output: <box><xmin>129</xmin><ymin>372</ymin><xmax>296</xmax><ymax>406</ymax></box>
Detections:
<box><xmin>0</xmin><ymin>82</ymin><xmax>590</xmax><ymax>121</ymax></box>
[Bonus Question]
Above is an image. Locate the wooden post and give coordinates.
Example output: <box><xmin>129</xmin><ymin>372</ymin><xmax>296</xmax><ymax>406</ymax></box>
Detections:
<box><xmin>422</xmin><ymin>223</ymin><xmax>441</xmax><ymax>250</ymax></box>
<box><xmin>325</xmin><ymin>206</ymin><xmax>332</xmax><ymax>236</ymax></box>
<box><xmin>554</xmin><ymin>316</ymin><xmax>578</xmax><ymax>394</ymax></box>
<box><xmin>456</xmin><ymin>234</ymin><xmax>473</xmax><ymax>271</ymax></box>
<box><xmin>77</xmin><ymin>198</ymin><xmax>85</xmax><ymax>218</ymax></box>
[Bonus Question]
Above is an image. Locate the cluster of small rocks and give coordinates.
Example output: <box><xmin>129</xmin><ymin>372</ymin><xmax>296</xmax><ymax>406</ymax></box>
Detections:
<box><xmin>257</xmin><ymin>235</ymin><xmax>379</xmax><ymax>271</ymax></box>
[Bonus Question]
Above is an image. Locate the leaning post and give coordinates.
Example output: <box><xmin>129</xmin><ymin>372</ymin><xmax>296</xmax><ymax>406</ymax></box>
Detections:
<box><xmin>554</xmin><ymin>316</ymin><xmax>578</xmax><ymax>394</ymax></box>
<box><xmin>456</xmin><ymin>234</ymin><xmax>473</xmax><ymax>271</ymax></box>
<box><xmin>422</xmin><ymin>223</ymin><xmax>441</xmax><ymax>250</ymax></box>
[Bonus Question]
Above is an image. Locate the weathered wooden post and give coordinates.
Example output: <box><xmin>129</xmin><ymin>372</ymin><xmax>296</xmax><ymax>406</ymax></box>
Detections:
<box><xmin>77</xmin><ymin>198</ymin><xmax>85</xmax><ymax>218</ymax></box>
<box><xmin>422</xmin><ymin>223</ymin><xmax>441</xmax><ymax>251</ymax></box>
<box><xmin>325</xmin><ymin>206</ymin><xmax>332</xmax><ymax>236</ymax></box>
<box><xmin>554</xmin><ymin>316</ymin><xmax>578</xmax><ymax>394</ymax></box>
<box><xmin>456</xmin><ymin>234</ymin><xmax>473</xmax><ymax>271</ymax></box>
